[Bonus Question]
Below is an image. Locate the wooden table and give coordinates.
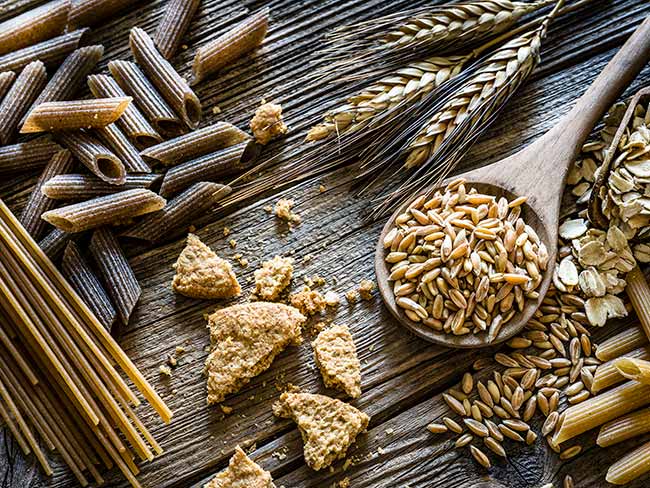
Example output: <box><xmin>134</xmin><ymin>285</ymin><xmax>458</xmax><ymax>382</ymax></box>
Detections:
<box><xmin>2</xmin><ymin>0</ymin><xmax>650</xmax><ymax>486</ymax></box>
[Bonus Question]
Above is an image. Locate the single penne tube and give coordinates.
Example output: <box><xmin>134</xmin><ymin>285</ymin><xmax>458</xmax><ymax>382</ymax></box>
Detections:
<box><xmin>597</xmin><ymin>406</ymin><xmax>650</xmax><ymax>447</ymax></box>
<box><xmin>130</xmin><ymin>27</ymin><xmax>202</xmax><ymax>128</ymax></box>
<box><xmin>67</xmin><ymin>0</ymin><xmax>138</xmax><ymax>29</ymax></box>
<box><xmin>108</xmin><ymin>60</ymin><xmax>185</xmax><ymax>137</ymax></box>
<box><xmin>122</xmin><ymin>182</ymin><xmax>230</xmax><ymax>242</ymax></box>
<box><xmin>0</xmin><ymin>137</ymin><xmax>61</xmax><ymax>176</ymax></box>
<box><xmin>56</xmin><ymin>131</ymin><xmax>126</xmax><ymax>185</ymax></box>
<box><xmin>615</xmin><ymin>357</ymin><xmax>650</xmax><ymax>384</ymax></box>
<box><xmin>0</xmin><ymin>61</ymin><xmax>47</xmax><ymax>145</ymax></box>
<box><xmin>0</xmin><ymin>29</ymin><xmax>87</xmax><ymax>74</ymax></box>
<box><xmin>62</xmin><ymin>241</ymin><xmax>117</xmax><ymax>331</ymax></box>
<box><xmin>42</xmin><ymin>173</ymin><xmax>160</xmax><ymax>200</ymax></box>
<box><xmin>552</xmin><ymin>381</ymin><xmax>650</xmax><ymax>446</ymax></box>
<box><xmin>140</xmin><ymin>121</ymin><xmax>250</xmax><ymax>165</ymax></box>
<box><xmin>595</xmin><ymin>326</ymin><xmax>647</xmax><ymax>361</ymax></box>
<box><xmin>41</xmin><ymin>189</ymin><xmax>166</xmax><ymax>233</ymax></box>
<box><xmin>89</xmin><ymin>227</ymin><xmax>141</xmax><ymax>325</ymax></box>
<box><xmin>87</xmin><ymin>74</ymin><xmax>162</xmax><ymax>147</ymax></box>
<box><xmin>21</xmin><ymin>97</ymin><xmax>132</xmax><ymax>134</ymax></box>
<box><xmin>607</xmin><ymin>441</ymin><xmax>650</xmax><ymax>485</ymax></box>
<box><xmin>94</xmin><ymin>123</ymin><xmax>151</xmax><ymax>174</ymax></box>
<box><xmin>38</xmin><ymin>228</ymin><xmax>73</xmax><ymax>260</ymax></box>
<box><xmin>0</xmin><ymin>71</ymin><xmax>16</xmax><ymax>101</ymax></box>
<box><xmin>20</xmin><ymin>150</ymin><xmax>75</xmax><ymax>240</ymax></box>
<box><xmin>592</xmin><ymin>346</ymin><xmax>650</xmax><ymax>393</ymax></box>
<box><xmin>192</xmin><ymin>8</ymin><xmax>269</xmax><ymax>85</ymax></box>
<box><xmin>159</xmin><ymin>142</ymin><xmax>254</xmax><ymax>197</ymax></box>
<box><xmin>0</xmin><ymin>0</ymin><xmax>70</xmax><ymax>56</ymax></box>
<box><xmin>154</xmin><ymin>0</ymin><xmax>200</xmax><ymax>59</ymax></box>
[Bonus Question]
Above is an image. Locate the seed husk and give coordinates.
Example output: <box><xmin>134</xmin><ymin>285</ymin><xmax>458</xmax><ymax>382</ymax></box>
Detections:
<box><xmin>484</xmin><ymin>436</ymin><xmax>507</xmax><ymax>458</ymax></box>
<box><xmin>455</xmin><ymin>433</ymin><xmax>473</xmax><ymax>448</ymax></box>
<box><xmin>427</xmin><ymin>423</ymin><xmax>448</xmax><ymax>434</ymax></box>
<box><xmin>470</xmin><ymin>445</ymin><xmax>491</xmax><ymax>469</ymax></box>
<box><xmin>443</xmin><ymin>416</ymin><xmax>463</xmax><ymax>434</ymax></box>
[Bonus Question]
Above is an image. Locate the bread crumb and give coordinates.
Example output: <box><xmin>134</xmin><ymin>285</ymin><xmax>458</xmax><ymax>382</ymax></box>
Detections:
<box><xmin>175</xmin><ymin>346</ymin><xmax>185</xmax><ymax>355</ymax></box>
<box><xmin>319</xmin><ymin>184</ymin><xmax>326</xmax><ymax>193</ymax></box>
<box><xmin>223</xmin><ymin>226</ymin><xmax>230</xmax><ymax>236</ymax></box>
<box><xmin>385</xmin><ymin>428</ymin><xmax>394</xmax><ymax>435</ymax></box>
<box><xmin>290</xmin><ymin>286</ymin><xmax>326</xmax><ymax>316</ymax></box>
<box><xmin>229</xmin><ymin>239</ymin><xmax>237</xmax><ymax>248</ymax></box>
<box><xmin>250</xmin><ymin>102</ymin><xmax>287</xmax><ymax>145</ymax></box>
<box><xmin>358</xmin><ymin>280</ymin><xmax>375</xmax><ymax>300</ymax></box>
<box><xmin>254</xmin><ymin>256</ymin><xmax>294</xmax><ymax>301</ymax></box>
<box><xmin>159</xmin><ymin>365</ymin><xmax>172</xmax><ymax>376</ymax></box>
<box><xmin>345</xmin><ymin>290</ymin><xmax>359</xmax><ymax>304</ymax></box>
<box><xmin>312</xmin><ymin>324</ymin><xmax>361</xmax><ymax>398</ymax></box>
<box><xmin>274</xmin><ymin>198</ymin><xmax>301</xmax><ymax>226</ymax></box>
<box><xmin>212</xmin><ymin>106</ymin><xmax>221</xmax><ymax>115</ymax></box>
<box><xmin>264</xmin><ymin>205</ymin><xmax>273</xmax><ymax>213</ymax></box>
<box><xmin>220</xmin><ymin>405</ymin><xmax>233</xmax><ymax>415</ymax></box>
<box><xmin>302</xmin><ymin>254</ymin><xmax>313</xmax><ymax>264</ymax></box>
<box><xmin>339</xmin><ymin>478</ymin><xmax>350</xmax><ymax>488</ymax></box>
<box><xmin>324</xmin><ymin>291</ymin><xmax>340</xmax><ymax>307</ymax></box>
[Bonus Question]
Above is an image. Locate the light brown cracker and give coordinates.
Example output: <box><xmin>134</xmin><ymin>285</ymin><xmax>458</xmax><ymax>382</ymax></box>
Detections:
<box><xmin>312</xmin><ymin>324</ymin><xmax>361</xmax><ymax>398</ymax></box>
<box><xmin>203</xmin><ymin>446</ymin><xmax>275</xmax><ymax>488</ymax></box>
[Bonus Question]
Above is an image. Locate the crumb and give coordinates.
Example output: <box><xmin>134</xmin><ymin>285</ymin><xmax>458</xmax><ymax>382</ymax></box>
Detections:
<box><xmin>159</xmin><ymin>365</ymin><xmax>172</xmax><ymax>376</ymax></box>
<box><xmin>345</xmin><ymin>290</ymin><xmax>359</xmax><ymax>304</ymax></box>
<box><xmin>305</xmin><ymin>275</ymin><xmax>325</xmax><ymax>287</ymax></box>
<box><xmin>175</xmin><ymin>346</ymin><xmax>185</xmax><ymax>355</ymax></box>
<box><xmin>229</xmin><ymin>239</ymin><xmax>237</xmax><ymax>248</ymax></box>
<box><xmin>385</xmin><ymin>428</ymin><xmax>394</xmax><ymax>435</ymax></box>
<box><xmin>311</xmin><ymin>321</ymin><xmax>328</xmax><ymax>334</ymax></box>
<box><xmin>172</xmin><ymin>233</ymin><xmax>241</xmax><ymax>299</ymax></box>
<box><xmin>358</xmin><ymin>280</ymin><xmax>375</xmax><ymax>300</ymax></box>
<box><xmin>188</xmin><ymin>225</ymin><xmax>196</xmax><ymax>232</ymax></box>
<box><xmin>212</xmin><ymin>106</ymin><xmax>221</xmax><ymax>115</ymax></box>
<box><xmin>377</xmin><ymin>447</ymin><xmax>385</xmax><ymax>455</ymax></box>
<box><xmin>290</xmin><ymin>286</ymin><xmax>326</xmax><ymax>316</ymax></box>
<box><xmin>338</xmin><ymin>478</ymin><xmax>350</xmax><ymax>488</ymax></box>
<box><xmin>239</xmin><ymin>258</ymin><xmax>249</xmax><ymax>267</ymax></box>
<box><xmin>181</xmin><ymin>44</ymin><xmax>188</xmax><ymax>50</ymax></box>
<box><xmin>264</xmin><ymin>205</ymin><xmax>273</xmax><ymax>213</ymax></box>
<box><xmin>302</xmin><ymin>254</ymin><xmax>313</xmax><ymax>264</ymax></box>
<box><xmin>312</xmin><ymin>324</ymin><xmax>361</xmax><ymax>398</ymax></box>
<box><xmin>168</xmin><ymin>355</ymin><xmax>177</xmax><ymax>367</ymax></box>
<box><xmin>254</xmin><ymin>256</ymin><xmax>294</xmax><ymax>301</ymax></box>
<box><xmin>204</xmin><ymin>446</ymin><xmax>274</xmax><ymax>488</ymax></box>
<box><xmin>223</xmin><ymin>226</ymin><xmax>230</xmax><ymax>236</ymax></box>
<box><xmin>324</xmin><ymin>291</ymin><xmax>340</xmax><ymax>307</ymax></box>
<box><xmin>250</xmin><ymin>102</ymin><xmax>287</xmax><ymax>145</ymax></box>
<box><xmin>274</xmin><ymin>198</ymin><xmax>301</xmax><ymax>226</ymax></box>
<box><xmin>220</xmin><ymin>405</ymin><xmax>233</xmax><ymax>415</ymax></box>
<box><xmin>319</xmin><ymin>184</ymin><xmax>326</xmax><ymax>193</ymax></box>
<box><xmin>272</xmin><ymin>446</ymin><xmax>288</xmax><ymax>461</ymax></box>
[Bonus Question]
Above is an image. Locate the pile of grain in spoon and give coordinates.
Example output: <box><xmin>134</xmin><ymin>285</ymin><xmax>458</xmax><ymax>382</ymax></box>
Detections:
<box><xmin>383</xmin><ymin>178</ymin><xmax>549</xmax><ymax>339</ymax></box>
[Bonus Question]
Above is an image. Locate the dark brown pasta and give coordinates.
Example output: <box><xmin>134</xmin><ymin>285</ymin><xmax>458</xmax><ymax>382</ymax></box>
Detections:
<box><xmin>0</xmin><ymin>0</ymin><xmax>71</xmax><ymax>56</ymax></box>
<box><xmin>0</xmin><ymin>61</ymin><xmax>47</xmax><ymax>145</ymax></box>
<box><xmin>62</xmin><ymin>241</ymin><xmax>117</xmax><ymax>331</ymax></box>
<box><xmin>192</xmin><ymin>8</ymin><xmax>269</xmax><ymax>85</ymax></box>
<box><xmin>38</xmin><ymin>228</ymin><xmax>73</xmax><ymax>260</ymax></box>
<box><xmin>94</xmin><ymin>123</ymin><xmax>151</xmax><ymax>174</ymax></box>
<box><xmin>89</xmin><ymin>227</ymin><xmax>141</xmax><ymax>325</ymax></box>
<box><xmin>67</xmin><ymin>0</ymin><xmax>140</xmax><ymax>29</ymax></box>
<box><xmin>140</xmin><ymin>122</ymin><xmax>250</xmax><ymax>165</ymax></box>
<box><xmin>159</xmin><ymin>142</ymin><xmax>254</xmax><ymax>197</ymax></box>
<box><xmin>0</xmin><ymin>137</ymin><xmax>60</xmax><ymax>176</ymax></box>
<box><xmin>87</xmin><ymin>74</ymin><xmax>162</xmax><ymax>147</ymax></box>
<box><xmin>108</xmin><ymin>60</ymin><xmax>185</xmax><ymax>137</ymax></box>
<box><xmin>154</xmin><ymin>0</ymin><xmax>201</xmax><ymax>59</ymax></box>
<box><xmin>130</xmin><ymin>27</ymin><xmax>201</xmax><ymax>129</ymax></box>
<box><xmin>41</xmin><ymin>189</ymin><xmax>166</xmax><ymax>233</ymax></box>
<box><xmin>122</xmin><ymin>182</ymin><xmax>231</xmax><ymax>242</ymax></box>
<box><xmin>20</xmin><ymin>150</ymin><xmax>75</xmax><ymax>241</ymax></box>
<box><xmin>0</xmin><ymin>29</ymin><xmax>87</xmax><ymax>74</ymax></box>
<box><xmin>56</xmin><ymin>131</ymin><xmax>126</xmax><ymax>185</ymax></box>
<box><xmin>42</xmin><ymin>173</ymin><xmax>161</xmax><ymax>200</ymax></box>
<box><xmin>0</xmin><ymin>71</ymin><xmax>16</xmax><ymax>101</ymax></box>
<box><xmin>21</xmin><ymin>98</ymin><xmax>132</xmax><ymax>134</ymax></box>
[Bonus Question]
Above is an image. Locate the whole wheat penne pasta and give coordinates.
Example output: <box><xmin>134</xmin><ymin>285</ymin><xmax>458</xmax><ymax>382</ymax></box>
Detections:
<box><xmin>62</xmin><ymin>241</ymin><xmax>117</xmax><ymax>331</ymax></box>
<box><xmin>0</xmin><ymin>137</ymin><xmax>60</xmax><ymax>176</ymax></box>
<box><xmin>159</xmin><ymin>143</ymin><xmax>253</xmax><ymax>197</ymax></box>
<box><xmin>192</xmin><ymin>8</ymin><xmax>269</xmax><ymax>85</ymax></box>
<box><xmin>94</xmin><ymin>123</ymin><xmax>151</xmax><ymax>174</ymax></box>
<box><xmin>0</xmin><ymin>29</ymin><xmax>87</xmax><ymax>74</ymax></box>
<box><xmin>89</xmin><ymin>227</ymin><xmax>141</xmax><ymax>325</ymax></box>
<box><xmin>592</xmin><ymin>346</ymin><xmax>650</xmax><ymax>393</ymax></box>
<box><xmin>552</xmin><ymin>381</ymin><xmax>650</xmax><ymax>446</ymax></box>
<box><xmin>0</xmin><ymin>72</ymin><xmax>16</xmax><ymax>101</ymax></box>
<box><xmin>141</xmin><ymin>122</ymin><xmax>250</xmax><ymax>165</ymax></box>
<box><xmin>21</xmin><ymin>98</ymin><xmax>132</xmax><ymax>134</ymax></box>
<box><xmin>0</xmin><ymin>61</ymin><xmax>47</xmax><ymax>145</ymax></box>
<box><xmin>615</xmin><ymin>357</ymin><xmax>650</xmax><ymax>384</ymax></box>
<box><xmin>122</xmin><ymin>182</ymin><xmax>230</xmax><ymax>242</ymax></box>
<box><xmin>130</xmin><ymin>27</ymin><xmax>201</xmax><ymax>128</ymax></box>
<box><xmin>597</xmin><ymin>407</ymin><xmax>650</xmax><ymax>447</ymax></box>
<box><xmin>22</xmin><ymin>45</ymin><xmax>104</xmax><ymax>128</ymax></box>
<box><xmin>20</xmin><ymin>150</ymin><xmax>75</xmax><ymax>240</ymax></box>
<box><xmin>607</xmin><ymin>441</ymin><xmax>650</xmax><ymax>485</ymax></box>
<box><xmin>87</xmin><ymin>74</ymin><xmax>162</xmax><ymax>147</ymax></box>
<box><xmin>0</xmin><ymin>0</ymin><xmax>71</xmax><ymax>56</ymax></box>
<box><xmin>154</xmin><ymin>0</ymin><xmax>201</xmax><ymax>59</ymax></box>
<box><xmin>42</xmin><ymin>173</ymin><xmax>160</xmax><ymax>200</ymax></box>
<box><xmin>56</xmin><ymin>131</ymin><xmax>126</xmax><ymax>185</ymax></box>
<box><xmin>41</xmin><ymin>189</ymin><xmax>166</xmax><ymax>233</ymax></box>
<box><xmin>108</xmin><ymin>60</ymin><xmax>184</xmax><ymax>137</ymax></box>
<box><xmin>67</xmin><ymin>0</ymin><xmax>139</xmax><ymax>29</ymax></box>
<box><xmin>596</xmin><ymin>326</ymin><xmax>647</xmax><ymax>361</ymax></box>
<box><xmin>38</xmin><ymin>228</ymin><xmax>73</xmax><ymax>259</ymax></box>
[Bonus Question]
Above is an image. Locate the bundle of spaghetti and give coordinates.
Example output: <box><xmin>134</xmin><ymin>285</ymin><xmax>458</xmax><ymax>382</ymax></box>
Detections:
<box><xmin>0</xmin><ymin>200</ymin><xmax>171</xmax><ymax>487</ymax></box>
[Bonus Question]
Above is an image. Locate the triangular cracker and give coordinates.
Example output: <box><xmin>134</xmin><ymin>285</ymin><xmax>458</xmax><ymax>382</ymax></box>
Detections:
<box><xmin>172</xmin><ymin>233</ymin><xmax>240</xmax><ymax>299</ymax></box>
<box><xmin>312</xmin><ymin>324</ymin><xmax>361</xmax><ymax>398</ymax></box>
<box><xmin>273</xmin><ymin>392</ymin><xmax>369</xmax><ymax>471</ymax></box>
<box><xmin>204</xmin><ymin>446</ymin><xmax>275</xmax><ymax>488</ymax></box>
<box><xmin>205</xmin><ymin>302</ymin><xmax>305</xmax><ymax>404</ymax></box>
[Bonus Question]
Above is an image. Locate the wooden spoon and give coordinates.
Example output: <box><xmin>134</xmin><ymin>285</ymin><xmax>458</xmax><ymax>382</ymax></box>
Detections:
<box><xmin>376</xmin><ymin>15</ymin><xmax>650</xmax><ymax>348</ymax></box>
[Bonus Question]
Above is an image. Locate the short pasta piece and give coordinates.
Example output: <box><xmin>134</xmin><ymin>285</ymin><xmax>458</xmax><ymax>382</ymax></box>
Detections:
<box><xmin>42</xmin><ymin>173</ymin><xmax>160</xmax><ymax>200</ymax></box>
<box><xmin>38</xmin><ymin>227</ymin><xmax>73</xmax><ymax>259</ymax></box>
<box><xmin>153</xmin><ymin>0</ymin><xmax>201</xmax><ymax>59</ymax></box>
<box><xmin>0</xmin><ymin>137</ymin><xmax>60</xmax><ymax>176</ymax></box>
<box><xmin>56</xmin><ymin>131</ymin><xmax>126</xmax><ymax>185</ymax></box>
<box><xmin>598</xmin><ymin>406</ymin><xmax>650</xmax><ymax>447</ymax></box>
<box><xmin>41</xmin><ymin>189</ymin><xmax>166</xmax><ymax>233</ymax></box>
<box><xmin>67</xmin><ymin>0</ymin><xmax>138</xmax><ymax>29</ymax></box>
<box><xmin>615</xmin><ymin>357</ymin><xmax>650</xmax><ymax>385</ymax></box>
<box><xmin>0</xmin><ymin>29</ymin><xmax>86</xmax><ymax>74</ymax></box>
<box><xmin>0</xmin><ymin>71</ymin><xmax>16</xmax><ymax>101</ymax></box>
<box><xmin>595</xmin><ymin>326</ymin><xmax>647</xmax><ymax>361</ymax></box>
<box><xmin>94</xmin><ymin>123</ymin><xmax>151</xmax><ymax>174</ymax></box>
<box><xmin>607</xmin><ymin>441</ymin><xmax>650</xmax><ymax>485</ymax></box>
<box><xmin>592</xmin><ymin>346</ymin><xmax>650</xmax><ymax>393</ymax></box>
<box><xmin>21</xmin><ymin>98</ymin><xmax>132</xmax><ymax>133</ymax></box>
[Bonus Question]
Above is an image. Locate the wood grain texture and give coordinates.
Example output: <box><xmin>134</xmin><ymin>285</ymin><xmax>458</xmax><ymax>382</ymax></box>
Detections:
<box><xmin>1</xmin><ymin>1</ymin><xmax>650</xmax><ymax>487</ymax></box>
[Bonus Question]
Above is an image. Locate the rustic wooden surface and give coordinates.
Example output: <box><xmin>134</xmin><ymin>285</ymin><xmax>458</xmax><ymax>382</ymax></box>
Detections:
<box><xmin>2</xmin><ymin>0</ymin><xmax>650</xmax><ymax>487</ymax></box>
